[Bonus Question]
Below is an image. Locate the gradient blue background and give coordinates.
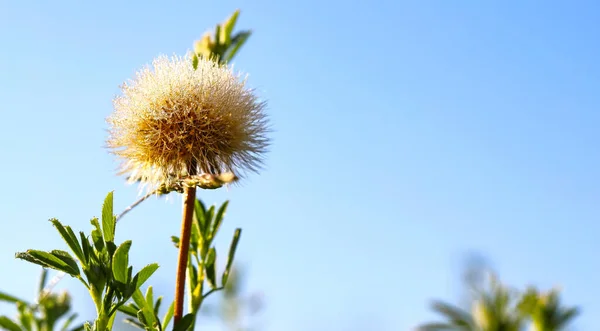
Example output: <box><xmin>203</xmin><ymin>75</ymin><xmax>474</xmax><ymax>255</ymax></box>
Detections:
<box><xmin>1</xmin><ymin>1</ymin><xmax>599</xmax><ymax>330</ymax></box>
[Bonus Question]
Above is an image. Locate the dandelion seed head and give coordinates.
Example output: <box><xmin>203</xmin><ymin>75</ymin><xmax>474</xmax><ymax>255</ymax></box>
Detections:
<box><xmin>107</xmin><ymin>54</ymin><xmax>269</xmax><ymax>191</ymax></box>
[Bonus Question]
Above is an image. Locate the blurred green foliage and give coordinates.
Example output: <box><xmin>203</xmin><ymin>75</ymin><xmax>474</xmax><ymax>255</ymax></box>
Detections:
<box><xmin>418</xmin><ymin>260</ymin><xmax>579</xmax><ymax>331</ymax></box>
<box><xmin>0</xmin><ymin>270</ymin><xmax>84</xmax><ymax>331</ymax></box>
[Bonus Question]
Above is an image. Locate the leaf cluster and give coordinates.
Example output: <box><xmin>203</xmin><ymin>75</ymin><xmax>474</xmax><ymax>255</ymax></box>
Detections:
<box><xmin>15</xmin><ymin>192</ymin><xmax>159</xmax><ymax>331</ymax></box>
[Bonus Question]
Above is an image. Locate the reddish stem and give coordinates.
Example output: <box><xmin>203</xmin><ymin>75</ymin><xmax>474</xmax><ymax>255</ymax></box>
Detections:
<box><xmin>173</xmin><ymin>185</ymin><xmax>197</xmax><ymax>326</ymax></box>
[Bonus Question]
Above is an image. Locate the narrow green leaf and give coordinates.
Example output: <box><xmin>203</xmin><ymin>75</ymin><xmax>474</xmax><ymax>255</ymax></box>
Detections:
<box><xmin>132</xmin><ymin>289</ymin><xmax>151</xmax><ymax>312</ymax></box>
<box><xmin>222</xmin><ymin>10</ymin><xmax>240</xmax><ymax>45</ymax></box>
<box><xmin>16</xmin><ymin>304</ymin><xmax>33</xmax><ymax>331</ymax></box>
<box><xmin>173</xmin><ymin>313</ymin><xmax>194</xmax><ymax>331</ymax></box>
<box><xmin>154</xmin><ymin>296</ymin><xmax>162</xmax><ymax>316</ymax></box>
<box><xmin>79</xmin><ymin>232</ymin><xmax>90</xmax><ymax>265</ymax></box>
<box><xmin>15</xmin><ymin>251</ymin><xmax>48</xmax><ymax>268</ymax></box>
<box><xmin>134</xmin><ymin>263</ymin><xmax>159</xmax><ymax>290</ymax></box>
<box><xmin>214</xmin><ymin>25</ymin><xmax>221</xmax><ymax>47</ymax></box>
<box><xmin>171</xmin><ymin>236</ymin><xmax>180</xmax><ymax>248</ymax></box>
<box><xmin>49</xmin><ymin>219</ymin><xmax>85</xmax><ymax>264</ymax></box>
<box><xmin>205</xmin><ymin>206</ymin><xmax>215</xmax><ymax>228</ymax></box>
<box><xmin>68</xmin><ymin>324</ymin><xmax>85</xmax><ymax>331</ymax></box>
<box><xmin>190</xmin><ymin>220</ymin><xmax>199</xmax><ymax>254</ymax></box>
<box><xmin>132</xmin><ymin>289</ymin><xmax>156</xmax><ymax>327</ymax></box>
<box><xmin>145</xmin><ymin>286</ymin><xmax>154</xmax><ymax>311</ymax></box>
<box><xmin>141</xmin><ymin>306</ymin><xmax>156</xmax><ymax>328</ymax></box>
<box><xmin>194</xmin><ymin>199</ymin><xmax>207</xmax><ymax>234</ymax></box>
<box><xmin>224</xmin><ymin>31</ymin><xmax>251</xmax><ymax>63</ymax></box>
<box><xmin>205</xmin><ymin>248</ymin><xmax>217</xmax><ymax>289</ymax></box>
<box><xmin>60</xmin><ymin>313</ymin><xmax>78</xmax><ymax>331</ymax></box>
<box><xmin>102</xmin><ymin>191</ymin><xmax>116</xmax><ymax>243</ymax></box>
<box><xmin>136</xmin><ymin>311</ymin><xmax>148</xmax><ymax>327</ymax></box>
<box><xmin>50</xmin><ymin>250</ymin><xmax>80</xmax><ymax>276</ymax></box>
<box><xmin>118</xmin><ymin>304</ymin><xmax>139</xmax><ymax>317</ymax></box>
<box><xmin>127</xmin><ymin>265</ymin><xmax>134</xmax><ymax>285</ymax></box>
<box><xmin>188</xmin><ymin>263</ymin><xmax>198</xmax><ymax>291</ymax></box>
<box><xmin>222</xmin><ymin>228</ymin><xmax>242</xmax><ymax>286</ymax></box>
<box><xmin>0</xmin><ymin>291</ymin><xmax>25</xmax><ymax>304</ymax></box>
<box><xmin>90</xmin><ymin>218</ymin><xmax>104</xmax><ymax>252</ymax></box>
<box><xmin>161</xmin><ymin>301</ymin><xmax>175</xmax><ymax>331</ymax></box>
<box><xmin>112</xmin><ymin>240</ymin><xmax>132</xmax><ymax>283</ymax></box>
<box><xmin>0</xmin><ymin>317</ymin><xmax>22</xmax><ymax>331</ymax></box>
<box><xmin>65</xmin><ymin>226</ymin><xmax>84</xmax><ymax>260</ymax></box>
<box><xmin>17</xmin><ymin>250</ymin><xmax>78</xmax><ymax>276</ymax></box>
<box><xmin>209</xmin><ymin>201</ymin><xmax>228</xmax><ymax>240</ymax></box>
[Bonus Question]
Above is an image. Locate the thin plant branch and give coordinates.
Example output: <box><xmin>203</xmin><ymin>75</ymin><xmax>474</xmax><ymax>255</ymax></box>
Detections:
<box><xmin>203</xmin><ymin>286</ymin><xmax>225</xmax><ymax>301</ymax></box>
<box><xmin>116</xmin><ymin>189</ymin><xmax>159</xmax><ymax>222</ymax></box>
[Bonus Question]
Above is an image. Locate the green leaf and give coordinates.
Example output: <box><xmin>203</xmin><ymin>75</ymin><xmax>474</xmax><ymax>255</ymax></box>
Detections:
<box><xmin>171</xmin><ymin>236</ymin><xmax>180</xmax><ymax>248</ymax></box>
<box><xmin>50</xmin><ymin>250</ymin><xmax>80</xmax><ymax>276</ymax></box>
<box><xmin>222</xmin><ymin>228</ymin><xmax>242</xmax><ymax>286</ymax></box>
<box><xmin>79</xmin><ymin>232</ymin><xmax>90</xmax><ymax>265</ymax></box>
<box><xmin>145</xmin><ymin>286</ymin><xmax>154</xmax><ymax>311</ymax></box>
<box><xmin>131</xmin><ymin>295</ymin><xmax>150</xmax><ymax>326</ymax></box>
<box><xmin>16</xmin><ymin>250</ymin><xmax>79</xmax><ymax>276</ymax></box>
<box><xmin>90</xmin><ymin>218</ymin><xmax>104</xmax><ymax>252</ymax></box>
<box><xmin>205</xmin><ymin>206</ymin><xmax>215</xmax><ymax>230</ymax></box>
<box><xmin>60</xmin><ymin>313</ymin><xmax>78</xmax><ymax>331</ymax></box>
<box><xmin>173</xmin><ymin>313</ymin><xmax>194</xmax><ymax>331</ymax></box>
<box><xmin>49</xmin><ymin>219</ymin><xmax>85</xmax><ymax>264</ymax></box>
<box><xmin>16</xmin><ymin>304</ymin><xmax>33</xmax><ymax>331</ymax></box>
<box><xmin>161</xmin><ymin>301</ymin><xmax>175</xmax><ymax>331</ymax></box>
<box><xmin>102</xmin><ymin>191</ymin><xmax>116</xmax><ymax>243</ymax></box>
<box><xmin>0</xmin><ymin>291</ymin><xmax>25</xmax><ymax>304</ymax></box>
<box><xmin>222</xmin><ymin>10</ymin><xmax>240</xmax><ymax>45</ymax></box>
<box><xmin>224</xmin><ymin>31</ymin><xmax>251</xmax><ymax>63</ymax></box>
<box><xmin>188</xmin><ymin>264</ymin><xmax>198</xmax><ymax>291</ymax></box>
<box><xmin>118</xmin><ymin>304</ymin><xmax>139</xmax><ymax>317</ymax></box>
<box><xmin>190</xmin><ymin>221</ymin><xmax>199</xmax><ymax>255</ymax></box>
<box><xmin>154</xmin><ymin>296</ymin><xmax>162</xmax><ymax>317</ymax></box>
<box><xmin>192</xmin><ymin>54</ymin><xmax>199</xmax><ymax>70</ymax></box>
<box><xmin>209</xmin><ymin>201</ymin><xmax>228</xmax><ymax>240</ymax></box>
<box><xmin>112</xmin><ymin>240</ymin><xmax>132</xmax><ymax>283</ymax></box>
<box><xmin>0</xmin><ymin>316</ymin><xmax>22</xmax><ymax>331</ymax></box>
<box><xmin>132</xmin><ymin>289</ymin><xmax>155</xmax><ymax>327</ymax></box>
<box><xmin>68</xmin><ymin>325</ymin><xmax>85</xmax><ymax>331</ymax></box>
<box><xmin>194</xmin><ymin>199</ymin><xmax>207</xmax><ymax>234</ymax></box>
<box><xmin>134</xmin><ymin>263</ymin><xmax>159</xmax><ymax>290</ymax></box>
<box><xmin>136</xmin><ymin>310</ymin><xmax>148</xmax><ymax>327</ymax></box>
<box><xmin>214</xmin><ymin>25</ymin><xmax>221</xmax><ymax>47</ymax></box>
<box><xmin>205</xmin><ymin>248</ymin><xmax>217</xmax><ymax>289</ymax></box>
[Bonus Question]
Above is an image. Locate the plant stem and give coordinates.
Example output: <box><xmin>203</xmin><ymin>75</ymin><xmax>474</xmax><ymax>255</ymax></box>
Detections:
<box><xmin>173</xmin><ymin>184</ymin><xmax>197</xmax><ymax>325</ymax></box>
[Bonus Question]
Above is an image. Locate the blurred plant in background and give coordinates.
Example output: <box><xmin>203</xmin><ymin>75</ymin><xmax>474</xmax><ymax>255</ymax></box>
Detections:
<box><xmin>417</xmin><ymin>255</ymin><xmax>579</xmax><ymax>331</ymax></box>
<box><xmin>200</xmin><ymin>266</ymin><xmax>264</xmax><ymax>331</ymax></box>
<box><xmin>0</xmin><ymin>270</ymin><xmax>83</xmax><ymax>331</ymax></box>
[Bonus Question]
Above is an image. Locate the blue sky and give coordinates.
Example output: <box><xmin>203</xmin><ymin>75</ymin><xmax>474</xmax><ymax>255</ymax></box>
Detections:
<box><xmin>1</xmin><ymin>1</ymin><xmax>599</xmax><ymax>330</ymax></box>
